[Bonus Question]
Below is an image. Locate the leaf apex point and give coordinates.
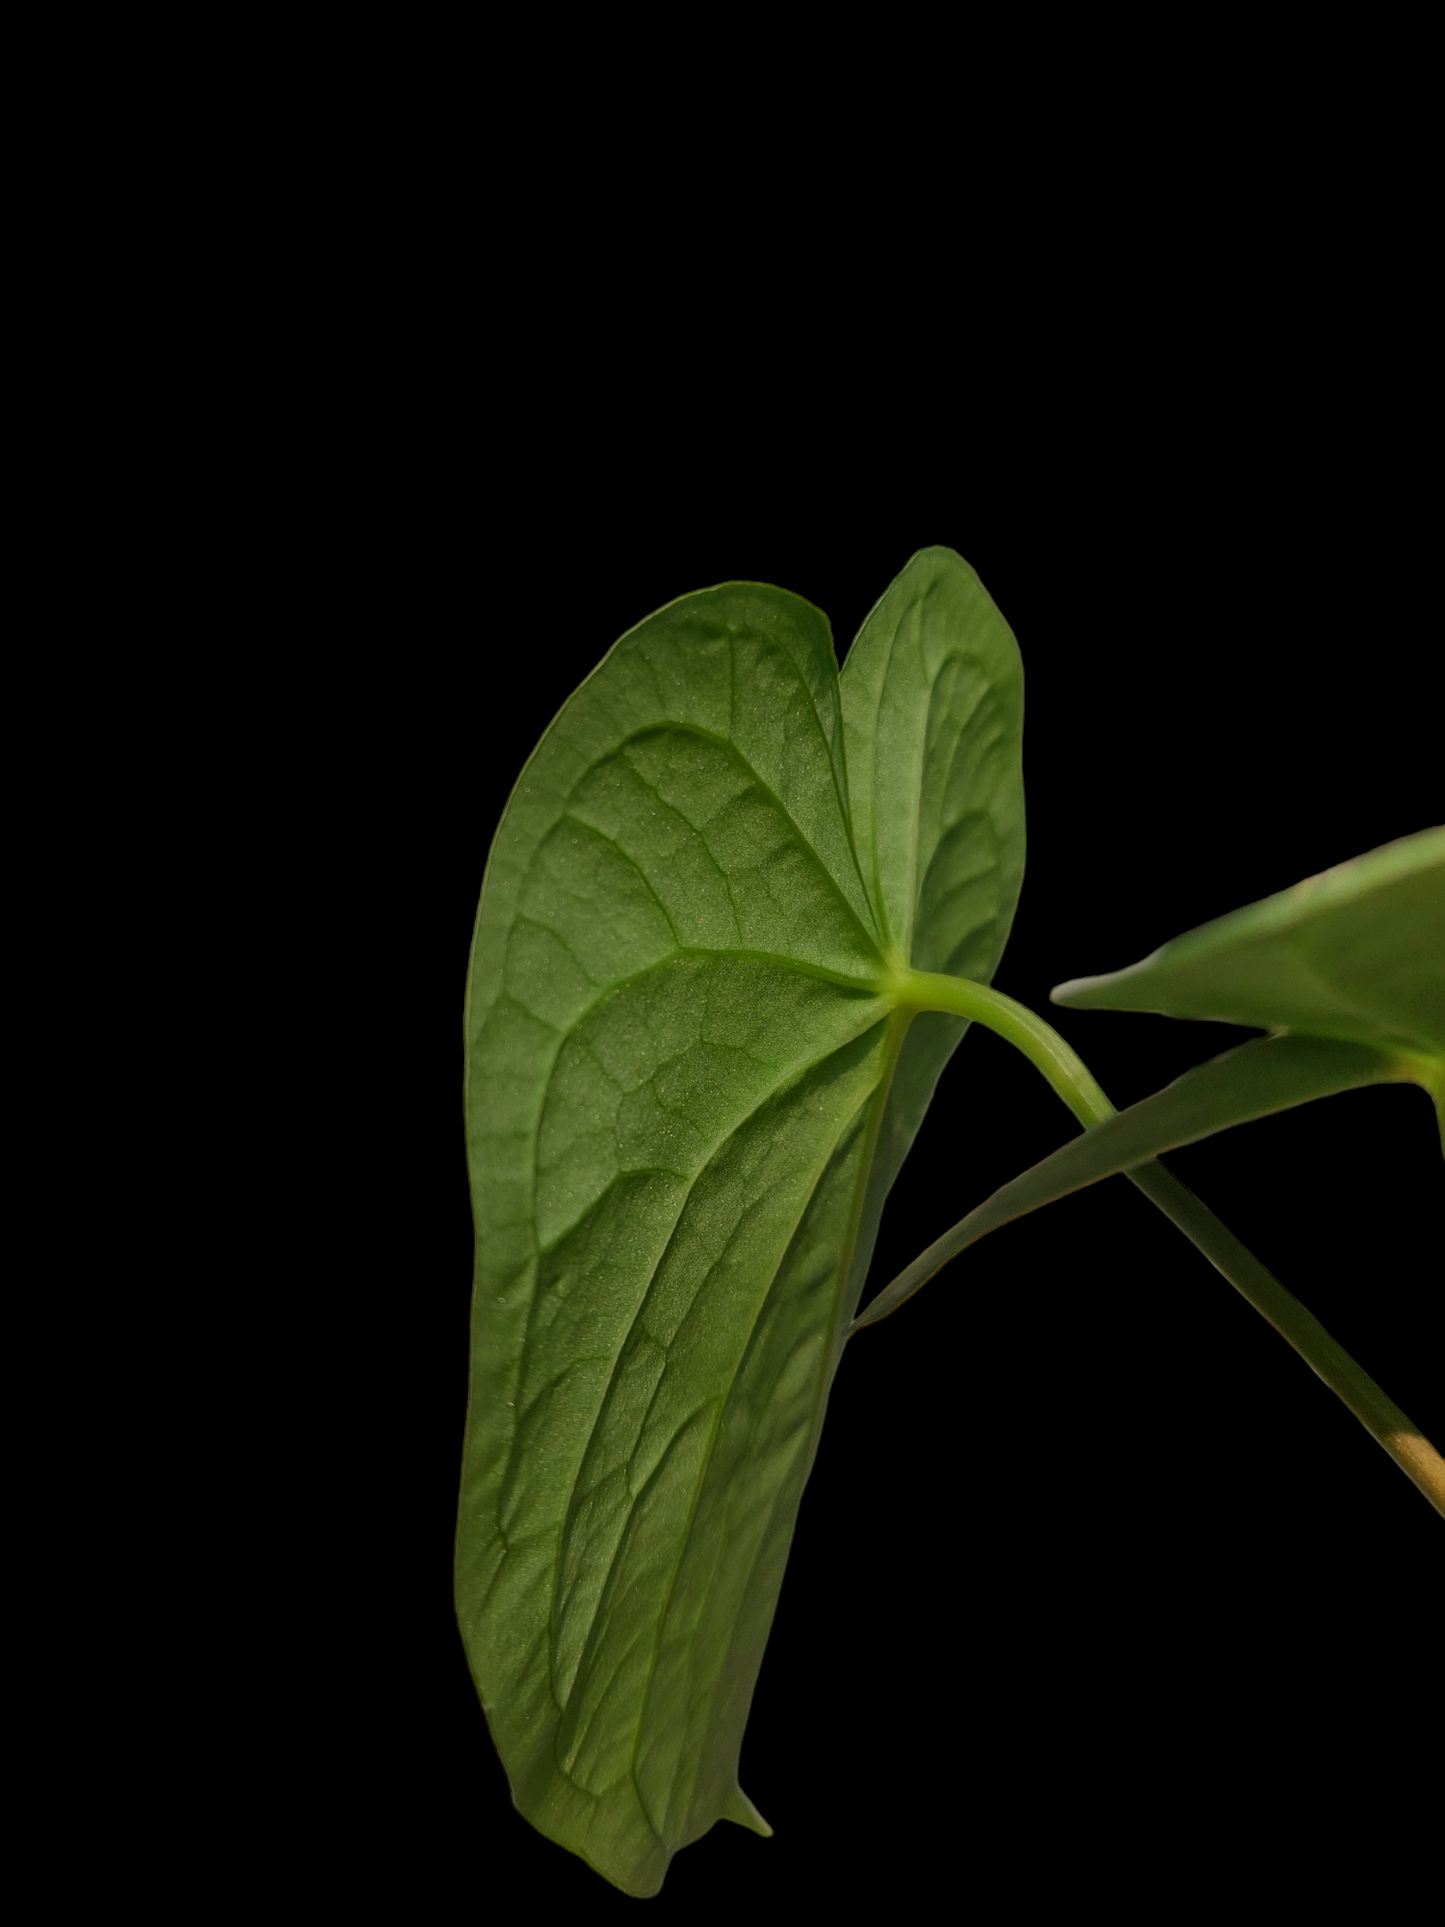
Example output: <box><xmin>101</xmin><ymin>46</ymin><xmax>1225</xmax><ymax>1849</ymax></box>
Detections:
<box><xmin>725</xmin><ymin>1786</ymin><xmax>774</xmax><ymax>1837</ymax></box>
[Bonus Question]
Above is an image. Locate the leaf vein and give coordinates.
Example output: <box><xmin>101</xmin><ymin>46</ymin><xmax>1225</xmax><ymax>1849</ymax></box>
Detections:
<box><xmin>544</xmin><ymin>1019</ymin><xmax>891</xmax><ymax>1717</ymax></box>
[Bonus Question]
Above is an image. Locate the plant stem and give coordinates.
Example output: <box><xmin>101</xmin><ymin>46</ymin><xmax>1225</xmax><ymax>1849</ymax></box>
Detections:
<box><xmin>884</xmin><ymin>969</ymin><xmax>1445</xmax><ymax>1519</ymax></box>
<box><xmin>1126</xmin><ymin>1160</ymin><xmax>1445</xmax><ymax>1518</ymax></box>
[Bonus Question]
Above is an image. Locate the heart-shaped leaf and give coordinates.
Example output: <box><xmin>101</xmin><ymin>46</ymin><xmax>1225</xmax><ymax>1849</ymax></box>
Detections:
<box><xmin>458</xmin><ymin>550</ymin><xmax>1024</xmax><ymax>1893</ymax></box>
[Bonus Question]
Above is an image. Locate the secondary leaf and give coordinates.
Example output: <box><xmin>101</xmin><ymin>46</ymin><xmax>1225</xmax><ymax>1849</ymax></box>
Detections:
<box><xmin>852</xmin><ymin>1033</ymin><xmax>1403</xmax><ymax>1331</ymax></box>
<box><xmin>458</xmin><ymin>551</ymin><xmax>1024</xmax><ymax>1893</ymax></box>
<box><xmin>1051</xmin><ymin>826</ymin><xmax>1445</xmax><ymax>1054</ymax></box>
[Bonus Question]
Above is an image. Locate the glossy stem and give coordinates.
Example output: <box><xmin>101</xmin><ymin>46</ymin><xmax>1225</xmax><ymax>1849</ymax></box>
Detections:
<box><xmin>884</xmin><ymin>970</ymin><xmax>1445</xmax><ymax>1520</ymax></box>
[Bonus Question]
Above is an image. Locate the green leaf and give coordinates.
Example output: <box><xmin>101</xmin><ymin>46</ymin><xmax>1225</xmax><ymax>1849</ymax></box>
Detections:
<box><xmin>851</xmin><ymin>1034</ymin><xmax>1404</xmax><ymax>1331</ymax></box>
<box><xmin>458</xmin><ymin>550</ymin><xmax>1024</xmax><ymax>1893</ymax></box>
<box><xmin>1051</xmin><ymin>826</ymin><xmax>1445</xmax><ymax>1055</ymax></box>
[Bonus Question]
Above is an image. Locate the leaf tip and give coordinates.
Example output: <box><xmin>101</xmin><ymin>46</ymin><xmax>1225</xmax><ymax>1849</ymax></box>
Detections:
<box><xmin>724</xmin><ymin>1786</ymin><xmax>774</xmax><ymax>1838</ymax></box>
<box><xmin>1049</xmin><ymin>975</ymin><xmax>1095</xmax><ymax>1007</ymax></box>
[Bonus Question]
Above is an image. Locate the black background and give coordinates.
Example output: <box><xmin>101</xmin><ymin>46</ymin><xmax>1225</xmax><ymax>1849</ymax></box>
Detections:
<box><xmin>308</xmin><ymin>394</ymin><xmax>1442</xmax><ymax>1907</ymax></box>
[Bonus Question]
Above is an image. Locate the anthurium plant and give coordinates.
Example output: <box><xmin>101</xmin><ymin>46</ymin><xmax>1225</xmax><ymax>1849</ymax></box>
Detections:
<box><xmin>458</xmin><ymin>549</ymin><xmax>1443</xmax><ymax>1896</ymax></box>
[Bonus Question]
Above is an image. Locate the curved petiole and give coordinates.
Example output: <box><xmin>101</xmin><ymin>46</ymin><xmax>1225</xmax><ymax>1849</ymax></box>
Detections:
<box><xmin>856</xmin><ymin>970</ymin><xmax>1445</xmax><ymax>1520</ymax></box>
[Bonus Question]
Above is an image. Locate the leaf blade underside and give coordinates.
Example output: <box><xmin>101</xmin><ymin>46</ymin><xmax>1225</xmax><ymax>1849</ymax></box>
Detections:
<box><xmin>458</xmin><ymin>552</ymin><xmax>1024</xmax><ymax>1893</ymax></box>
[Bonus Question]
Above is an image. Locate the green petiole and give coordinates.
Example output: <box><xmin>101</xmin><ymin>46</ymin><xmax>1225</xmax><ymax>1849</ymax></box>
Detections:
<box><xmin>886</xmin><ymin>967</ymin><xmax>1116</xmax><ymax>1127</ymax></box>
<box><xmin>862</xmin><ymin>968</ymin><xmax>1445</xmax><ymax>1520</ymax></box>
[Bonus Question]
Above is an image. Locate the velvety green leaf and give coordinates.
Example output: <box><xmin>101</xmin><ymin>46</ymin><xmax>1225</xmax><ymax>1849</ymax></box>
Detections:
<box><xmin>459</xmin><ymin>551</ymin><xmax>1024</xmax><ymax>1893</ymax></box>
<box><xmin>1052</xmin><ymin>826</ymin><xmax>1445</xmax><ymax>1054</ymax></box>
<box><xmin>852</xmin><ymin>1034</ymin><xmax>1403</xmax><ymax>1332</ymax></box>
